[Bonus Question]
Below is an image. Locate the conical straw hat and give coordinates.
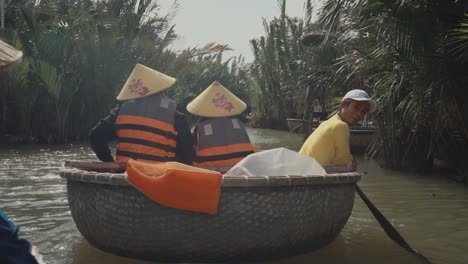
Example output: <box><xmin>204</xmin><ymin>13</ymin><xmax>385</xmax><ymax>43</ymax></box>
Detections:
<box><xmin>0</xmin><ymin>40</ymin><xmax>23</xmax><ymax>71</ymax></box>
<box><xmin>117</xmin><ymin>64</ymin><xmax>176</xmax><ymax>101</ymax></box>
<box><xmin>187</xmin><ymin>81</ymin><xmax>247</xmax><ymax>117</ymax></box>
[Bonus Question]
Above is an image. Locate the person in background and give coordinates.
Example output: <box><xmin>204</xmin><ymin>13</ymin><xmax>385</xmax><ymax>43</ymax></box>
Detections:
<box><xmin>312</xmin><ymin>99</ymin><xmax>322</xmax><ymax>121</ymax></box>
<box><xmin>187</xmin><ymin>81</ymin><xmax>257</xmax><ymax>171</ymax></box>
<box><xmin>0</xmin><ymin>39</ymin><xmax>43</xmax><ymax>263</ymax></box>
<box><xmin>89</xmin><ymin>64</ymin><xmax>194</xmax><ymax>165</ymax></box>
<box><xmin>299</xmin><ymin>89</ymin><xmax>376</xmax><ymax>171</ymax></box>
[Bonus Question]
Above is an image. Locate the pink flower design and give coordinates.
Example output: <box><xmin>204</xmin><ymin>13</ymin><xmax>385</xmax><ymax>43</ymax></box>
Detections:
<box><xmin>212</xmin><ymin>93</ymin><xmax>235</xmax><ymax>112</ymax></box>
<box><xmin>128</xmin><ymin>79</ymin><xmax>150</xmax><ymax>96</ymax></box>
<box><xmin>224</xmin><ymin>102</ymin><xmax>234</xmax><ymax>111</ymax></box>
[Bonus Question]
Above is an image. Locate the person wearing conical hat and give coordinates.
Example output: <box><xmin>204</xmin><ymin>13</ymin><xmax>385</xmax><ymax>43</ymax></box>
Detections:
<box><xmin>89</xmin><ymin>64</ymin><xmax>194</xmax><ymax>165</ymax></box>
<box><xmin>187</xmin><ymin>81</ymin><xmax>257</xmax><ymax>171</ymax></box>
<box><xmin>0</xmin><ymin>40</ymin><xmax>44</xmax><ymax>263</ymax></box>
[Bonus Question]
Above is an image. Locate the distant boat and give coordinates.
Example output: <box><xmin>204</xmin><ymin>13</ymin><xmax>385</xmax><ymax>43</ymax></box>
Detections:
<box><xmin>60</xmin><ymin>162</ymin><xmax>361</xmax><ymax>263</ymax></box>
<box><xmin>286</xmin><ymin>118</ymin><xmax>307</xmax><ymax>133</ymax></box>
<box><xmin>286</xmin><ymin>118</ymin><xmax>322</xmax><ymax>134</ymax></box>
<box><xmin>350</xmin><ymin>126</ymin><xmax>377</xmax><ymax>153</ymax></box>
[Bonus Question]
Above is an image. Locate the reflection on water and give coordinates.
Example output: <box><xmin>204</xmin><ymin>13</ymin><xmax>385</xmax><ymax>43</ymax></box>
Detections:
<box><xmin>1</xmin><ymin>129</ymin><xmax>467</xmax><ymax>264</ymax></box>
<box><xmin>248</xmin><ymin>128</ymin><xmax>305</xmax><ymax>151</ymax></box>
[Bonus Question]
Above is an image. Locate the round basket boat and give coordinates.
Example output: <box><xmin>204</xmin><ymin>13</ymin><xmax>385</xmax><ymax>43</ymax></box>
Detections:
<box><xmin>59</xmin><ymin>169</ymin><xmax>361</xmax><ymax>262</ymax></box>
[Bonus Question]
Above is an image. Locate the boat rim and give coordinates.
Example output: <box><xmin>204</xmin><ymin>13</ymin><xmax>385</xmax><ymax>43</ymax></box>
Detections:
<box><xmin>59</xmin><ymin>168</ymin><xmax>361</xmax><ymax>188</ymax></box>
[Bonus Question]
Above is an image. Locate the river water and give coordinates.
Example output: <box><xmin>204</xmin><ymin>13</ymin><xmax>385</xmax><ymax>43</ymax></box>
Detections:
<box><xmin>1</xmin><ymin>128</ymin><xmax>467</xmax><ymax>264</ymax></box>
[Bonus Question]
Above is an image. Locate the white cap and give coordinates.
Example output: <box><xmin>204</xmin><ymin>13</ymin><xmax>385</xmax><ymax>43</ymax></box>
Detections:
<box><xmin>341</xmin><ymin>89</ymin><xmax>377</xmax><ymax>112</ymax></box>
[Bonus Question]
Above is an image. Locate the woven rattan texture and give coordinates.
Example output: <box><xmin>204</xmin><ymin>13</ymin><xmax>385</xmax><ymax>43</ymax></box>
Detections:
<box><xmin>59</xmin><ymin>168</ymin><xmax>361</xmax><ymax>187</ymax></box>
<box><xmin>67</xmin><ymin>179</ymin><xmax>356</xmax><ymax>262</ymax></box>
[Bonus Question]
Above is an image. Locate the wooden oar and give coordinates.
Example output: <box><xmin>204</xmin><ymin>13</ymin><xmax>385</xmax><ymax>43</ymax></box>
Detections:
<box><xmin>324</xmin><ymin>166</ymin><xmax>431</xmax><ymax>263</ymax></box>
<box><xmin>355</xmin><ymin>185</ymin><xmax>432</xmax><ymax>263</ymax></box>
<box><xmin>64</xmin><ymin>161</ymin><xmax>126</xmax><ymax>173</ymax></box>
<box><xmin>63</xmin><ymin>161</ymin><xmax>232</xmax><ymax>174</ymax></box>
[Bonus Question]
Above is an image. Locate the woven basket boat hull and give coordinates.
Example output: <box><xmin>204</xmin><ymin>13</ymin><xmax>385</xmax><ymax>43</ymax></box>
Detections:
<box><xmin>61</xmin><ymin>169</ymin><xmax>360</xmax><ymax>262</ymax></box>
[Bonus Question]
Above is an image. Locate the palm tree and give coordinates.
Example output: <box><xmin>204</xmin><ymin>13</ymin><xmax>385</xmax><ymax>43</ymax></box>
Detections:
<box><xmin>1</xmin><ymin>0</ymin><xmax>251</xmax><ymax>143</ymax></box>
<box><xmin>313</xmin><ymin>0</ymin><xmax>468</xmax><ymax>179</ymax></box>
<box><xmin>249</xmin><ymin>0</ymin><xmax>315</xmax><ymax>129</ymax></box>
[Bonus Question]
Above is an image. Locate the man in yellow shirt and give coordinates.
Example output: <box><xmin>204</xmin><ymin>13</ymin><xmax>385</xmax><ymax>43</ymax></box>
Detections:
<box><xmin>299</xmin><ymin>89</ymin><xmax>376</xmax><ymax>170</ymax></box>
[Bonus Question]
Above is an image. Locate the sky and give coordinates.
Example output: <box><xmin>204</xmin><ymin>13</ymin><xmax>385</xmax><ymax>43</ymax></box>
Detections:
<box><xmin>158</xmin><ymin>0</ymin><xmax>322</xmax><ymax>62</ymax></box>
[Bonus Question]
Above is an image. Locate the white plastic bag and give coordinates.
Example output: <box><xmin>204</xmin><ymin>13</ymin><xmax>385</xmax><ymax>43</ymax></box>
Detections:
<box><xmin>224</xmin><ymin>147</ymin><xmax>325</xmax><ymax>177</ymax></box>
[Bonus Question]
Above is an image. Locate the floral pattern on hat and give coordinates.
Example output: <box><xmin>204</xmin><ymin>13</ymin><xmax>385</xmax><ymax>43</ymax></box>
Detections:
<box><xmin>212</xmin><ymin>93</ymin><xmax>234</xmax><ymax>112</ymax></box>
<box><xmin>128</xmin><ymin>79</ymin><xmax>150</xmax><ymax>96</ymax></box>
<box><xmin>186</xmin><ymin>81</ymin><xmax>246</xmax><ymax>117</ymax></box>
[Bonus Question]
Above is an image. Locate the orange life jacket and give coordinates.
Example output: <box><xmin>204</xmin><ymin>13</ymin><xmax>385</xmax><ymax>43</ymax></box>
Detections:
<box><xmin>125</xmin><ymin>160</ymin><xmax>222</xmax><ymax>214</ymax></box>
<box><xmin>193</xmin><ymin>117</ymin><xmax>257</xmax><ymax>168</ymax></box>
<box><xmin>115</xmin><ymin>93</ymin><xmax>177</xmax><ymax>164</ymax></box>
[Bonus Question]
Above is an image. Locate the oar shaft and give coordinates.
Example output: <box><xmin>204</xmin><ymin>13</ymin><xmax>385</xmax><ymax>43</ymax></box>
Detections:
<box><xmin>64</xmin><ymin>161</ymin><xmax>126</xmax><ymax>172</ymax></box>
<box><xmin>356</xmin><ymin>185</ymin><xmax>432</xmax><ymax>264</ymax></box>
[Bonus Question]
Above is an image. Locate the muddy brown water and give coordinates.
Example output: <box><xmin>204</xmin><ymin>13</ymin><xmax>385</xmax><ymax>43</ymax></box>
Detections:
<box><xmin>1</xmin><ymin>128</ymin><xmax>466</xmax><ymax>264</ymax></box>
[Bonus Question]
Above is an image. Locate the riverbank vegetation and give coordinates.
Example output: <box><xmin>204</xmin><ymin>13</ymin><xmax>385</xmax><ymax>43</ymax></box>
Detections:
<box><xmin>1</xmin><ymin>0</ymin><xmax>468</xmax><ymax>181</ymax></box>
<box><xmin>0</xmin><ymin>0</ymin><xmax>250</xmax><ymax>143</ymax></box>
<box><xmin>248</xmin><ymin>0</ymin><xmax>468</xmax><ymax>181</ymax></box>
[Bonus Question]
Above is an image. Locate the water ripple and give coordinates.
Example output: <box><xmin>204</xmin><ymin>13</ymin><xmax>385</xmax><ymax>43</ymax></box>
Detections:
<box><xmin>1</xmin><ymin>135</ymin><xmax>468</xmax><ymax>264</ymax></box>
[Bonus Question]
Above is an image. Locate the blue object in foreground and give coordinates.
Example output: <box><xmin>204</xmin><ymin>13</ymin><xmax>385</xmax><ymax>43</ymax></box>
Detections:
<box><xmin>0</xmin><ymin>209</ymin><xmax>42</xmax><ymax>264</ymax></box>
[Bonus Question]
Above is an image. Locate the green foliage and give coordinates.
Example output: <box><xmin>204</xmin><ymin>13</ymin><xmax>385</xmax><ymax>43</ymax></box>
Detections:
<box><xmin>249</xmin><ymin>0</ymin><xmax>315</xmax><ymax>129</ymax></box>
<box><xmin>447</xmin><ymin>13</ymin><xmax>468</xmax><ymax>63</ymax></box>
<box><xmin>316</xmin><ymin>0</ymin><xmax>468</xmax><ymax>178</ymax></box>
<box><xmin>1</xmin><ymin>0</ymin><xmax>249</xmax><ymax>143</ymax></box>
<box><xmin>248</xmin><ymin>0</ymin><xmax>468</xmax><ymax>178</ymax></box>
